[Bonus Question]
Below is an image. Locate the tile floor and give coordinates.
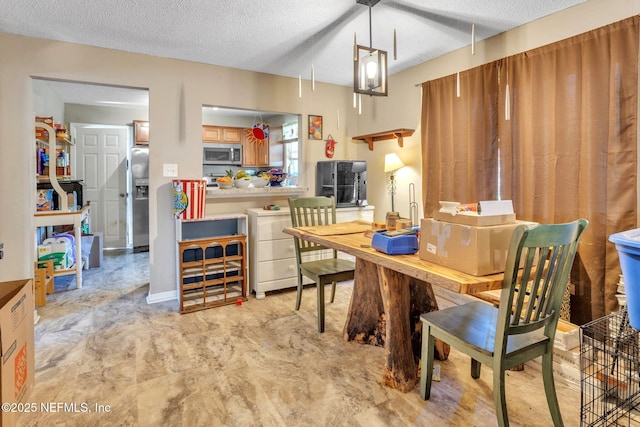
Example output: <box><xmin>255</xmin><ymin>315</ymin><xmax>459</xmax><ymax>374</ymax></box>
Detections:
<box><xmin>17</xmin><ymin>250</ymin><xmax>585</xmax><ymax>426</ymax></box>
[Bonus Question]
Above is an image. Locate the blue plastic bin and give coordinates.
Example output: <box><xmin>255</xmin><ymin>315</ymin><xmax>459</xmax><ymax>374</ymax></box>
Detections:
<box><xmin>609</xmin><ymin>228</ymin><xmax>640</xmax><ymax>329</ymax></box>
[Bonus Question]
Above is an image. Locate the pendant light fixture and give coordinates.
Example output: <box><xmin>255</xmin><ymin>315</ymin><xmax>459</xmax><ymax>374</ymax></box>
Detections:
<box><xmin>354</xmin><ymin>0</ymin><xmax>389</xmax><ymax>97</ymax></box>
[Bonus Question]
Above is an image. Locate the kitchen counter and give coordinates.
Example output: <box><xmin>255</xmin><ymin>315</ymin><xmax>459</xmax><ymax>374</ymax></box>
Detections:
<box><xmin>205</xmin><ymin>185</ymin><xmax>307</xmax><ymax>199</ymax></box>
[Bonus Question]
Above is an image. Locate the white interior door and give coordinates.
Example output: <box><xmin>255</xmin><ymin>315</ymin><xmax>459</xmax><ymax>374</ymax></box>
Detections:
<box><xmin>73</xmin><ymin>124</ymin><xmax>129</xmax><ymax>249</ymax></box>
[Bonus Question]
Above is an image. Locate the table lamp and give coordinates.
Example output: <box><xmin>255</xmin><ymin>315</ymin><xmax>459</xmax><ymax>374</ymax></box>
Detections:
<box><xmin>384</xmin><ymin>153</ymin><xmax>404</xmax><ymax>213</ymax></box>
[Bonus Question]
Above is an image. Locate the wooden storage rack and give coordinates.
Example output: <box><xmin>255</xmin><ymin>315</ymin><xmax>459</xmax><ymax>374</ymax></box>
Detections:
<box><xmin>178</xmin><ymin>234</ymin><xmax>247</xmax><ymax>313</ymax></box>
<box><xmin>33</xmin><ymin>259</ymin><xmax>54</xmax><ymax>307</ymax></box>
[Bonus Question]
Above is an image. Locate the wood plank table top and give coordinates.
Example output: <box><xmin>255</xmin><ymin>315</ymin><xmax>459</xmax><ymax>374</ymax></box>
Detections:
<box><xmin>283</xmin><ymin>225</ymin><xmax>503</xmax><ymax>294</ymax></box>
<box><xmin>283</xmin><ymin>223</ymin><xmax>505</xmax><ymax>392</ymax></box>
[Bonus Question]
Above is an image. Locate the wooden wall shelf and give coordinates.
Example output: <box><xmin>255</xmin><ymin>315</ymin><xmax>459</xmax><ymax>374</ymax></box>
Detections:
<box><xmin>352</xmin><ymin>128</ymin><xmax>415</xmax><ymax>151</ymax></box>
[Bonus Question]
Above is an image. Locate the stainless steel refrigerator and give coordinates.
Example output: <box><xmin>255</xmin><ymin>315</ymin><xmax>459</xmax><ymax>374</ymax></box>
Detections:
<box><xmin>131</xmin><ymin>147</ymin><xmax>149</xmax><ymax>252</ymax></box>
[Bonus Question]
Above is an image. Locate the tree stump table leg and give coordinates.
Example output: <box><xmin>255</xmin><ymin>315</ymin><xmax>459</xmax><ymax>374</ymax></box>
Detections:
<box><xmin>343</xmin><ymin>258</ymin><xmax>385</xmax><ymax>346</ymax></box>
<box><xmin>408</xmin><ymin>277</ymin><xmax>450</xmax><ymax>363</ymax></box>
<box><xmin>342</xmin><ymin>258</ymin><xmax>450</xmax><ymax>392</ymax></box>
<box><xmin>377</xmin><ymin>265</ymin><xmax>418</xmax><ymax>391</ymax></box>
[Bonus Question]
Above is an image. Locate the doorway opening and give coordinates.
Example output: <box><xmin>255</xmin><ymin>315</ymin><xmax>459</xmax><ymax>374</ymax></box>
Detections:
<box><xmin>32</xmin><ymin>78</ymin><xmax>149</xmax><ymax>291</ymax></box>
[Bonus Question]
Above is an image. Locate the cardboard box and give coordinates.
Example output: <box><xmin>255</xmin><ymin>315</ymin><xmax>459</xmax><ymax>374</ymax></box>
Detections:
<box><xmin>80</xmin><ymin>234</ymin><xmax>95</xmax><ymax>270</ymax></box>
<box><xmin>37</xmin><ymin>242</ymin><xmax>71</xmax><ymax>270</ymax></box>
<box><xmin>433</xmin><ymin>200</ymin><xmax>517</xmax><ymax>226</ymax></box>
<box><xmin>35</xmin><ymin>116</ymin><xmax>54</xmax><ymax>139</ymax></box>
<box><xmin>432</xmin><ymin>211</ymin><xmax>516</xmax><ymax>227</ymax></box>
<box><xmin>555</xmin><ymin>319</ymin><xmax>580</xmax><ymax>351</ymax></box>
<box><xmin>0</xmin><ymin>280</ymin><xmax>35</xmax><ymax>427</ymax></box>
<box><xmin>419</xmin><ymin>218</ymin><xmax>534</xmax><ymax>276</ymax></box>
<box><xmin>36</xmin><ymin>189</ymin><xmax>54</xmax><ymax>211</ymax></box>
<box><xmin>87</xmin><ymin>232</ymin><xmax>103</xmax><ymax>268</ymax></box>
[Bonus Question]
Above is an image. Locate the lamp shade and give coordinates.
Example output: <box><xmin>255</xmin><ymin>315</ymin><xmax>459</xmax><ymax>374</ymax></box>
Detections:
<box><xmin>384</xmin><ymin>153</ymin><xmax>404</xmax><ymax>172</ymax></box>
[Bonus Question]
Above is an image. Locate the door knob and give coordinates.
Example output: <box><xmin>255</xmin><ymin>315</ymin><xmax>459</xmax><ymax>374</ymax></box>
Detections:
<box><xmin>120</xmin><ymin>193</ymin><xmax>127</xmax><ymax>198</ymax></box>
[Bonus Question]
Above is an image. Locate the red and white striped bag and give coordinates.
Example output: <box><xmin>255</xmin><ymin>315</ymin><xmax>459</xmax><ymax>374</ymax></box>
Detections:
<box><xmin>172</xmin><ymin>179</ymin><xmax>206</xmax><ymax>219</ymax></box>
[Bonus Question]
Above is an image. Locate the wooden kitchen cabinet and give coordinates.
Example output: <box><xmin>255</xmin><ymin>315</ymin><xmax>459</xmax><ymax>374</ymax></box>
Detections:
<box><xmin>242</xmin><ymin>129</ymin><xmax>270</xmax><ymax>167</ymax></box>
<box><xmin>133</xmin><ymin>120</ymin><xmax>149</xmax><ymax>145</ymax></box>
<box><xmin>202</xmin><ymin>125</ymin><xmax>221</xmax><ymax>142</ymax></box>
<box><xmin>222</xmin><ymin>127</ymin><xmax>241</xmax><ymax>142</ymax></box>
<box><xmin>257</xmin><ymin>138</ymin><xmax>269</xmax><ymax>166</ymax></box>
<box><xmin>242</xmin><ymin>128</ymin><xmax>269</xmax><ymax>167</ymax></box>
<box><xmin>202</xmin><ymin>125</ymin><xmax>242</xmax><ymax>143</ymax></box>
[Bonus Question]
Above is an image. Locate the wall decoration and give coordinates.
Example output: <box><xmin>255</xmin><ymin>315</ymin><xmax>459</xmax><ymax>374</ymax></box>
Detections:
<box><xmin>246</xmin><ymin>122</ymin><xmax>269</xmax><ymax>145</ymax></box>
<box><xmin>308</xmin><ymin>115</ymin><xmax>323</xmax><ymax>140</ymax></box>
<box><xmin>325</xmin><ymin>135</ymin><xmax>337</xmax><ymax>158</ymax></box>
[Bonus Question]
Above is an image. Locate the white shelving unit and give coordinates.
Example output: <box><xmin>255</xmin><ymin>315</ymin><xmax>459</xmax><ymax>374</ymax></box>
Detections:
<box><xmin>34</xmin><ymin>121</ymin><xmax>89</xmax><ymax>288</ymax></box>
<box><xmin>247</xmin><ymin>206</ymin><xmax>374</xmax><ymax>299</ymax></box>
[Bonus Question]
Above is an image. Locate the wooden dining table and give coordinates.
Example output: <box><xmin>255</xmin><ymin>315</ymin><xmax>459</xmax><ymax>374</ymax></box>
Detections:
<box><xmin>283</xmin><ymin>221</ymin><xmax>504</xmax><ymax>392</ymax></box>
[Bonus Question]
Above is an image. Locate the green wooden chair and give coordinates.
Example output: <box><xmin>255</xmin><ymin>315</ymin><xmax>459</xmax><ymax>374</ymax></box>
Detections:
<box><xmin>420</xmin><ymin>219</ymin><xmax>588</xmax><ymax>427</ymax></box>
<box><xmin>288</xmin><ymin>196</ymin><xmax>355</xmax><ymax>333</ymax></box>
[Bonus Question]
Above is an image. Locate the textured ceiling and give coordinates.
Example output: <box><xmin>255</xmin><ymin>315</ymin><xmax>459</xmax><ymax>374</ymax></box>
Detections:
<box><xmin>1</xmin><ymin>0</ymin><xmax>586</xmax><ymax>106</ymax></box>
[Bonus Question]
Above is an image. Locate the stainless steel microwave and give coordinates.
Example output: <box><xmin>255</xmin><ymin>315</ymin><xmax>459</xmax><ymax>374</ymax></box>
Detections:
<box><xmin>203</xmin><ymin>143</ymin><xmax>242</xmax><ymax>165</ymax></box>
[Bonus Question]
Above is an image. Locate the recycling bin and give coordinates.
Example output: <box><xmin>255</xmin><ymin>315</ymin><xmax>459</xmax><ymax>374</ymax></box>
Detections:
<box><xmin>609</xmin><ymin>228</ymin><xmax>640</xmax><ymax>329</ymax></box>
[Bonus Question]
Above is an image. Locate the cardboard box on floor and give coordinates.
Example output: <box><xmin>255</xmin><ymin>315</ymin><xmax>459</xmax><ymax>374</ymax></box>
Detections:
<box><xmin>80</xmin><ymin>234</ymin><xmax>94</xmax><ymax>270</ymax></box>
<box><xmin>83</xmin><ymin>231</ymin><xmax>103</xmax><ymax>268</ymax></box>
<box><xmin>419</xmin><ymin>218</ymin><xmax>536</xmax><ymax>276</ymax></box>
<box><xmin>0</xmin><ymin>279</ymin><xmax>34</xmax><ymax>426</ymax></box>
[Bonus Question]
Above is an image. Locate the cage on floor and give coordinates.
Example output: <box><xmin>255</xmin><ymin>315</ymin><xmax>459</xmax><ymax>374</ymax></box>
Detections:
<box><xmin>580</xmin><ymin>308</ymin><xmax>640</xmax><ymax>426</ymax></box>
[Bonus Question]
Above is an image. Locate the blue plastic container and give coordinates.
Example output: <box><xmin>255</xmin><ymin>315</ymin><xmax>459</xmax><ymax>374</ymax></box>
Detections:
<box><xmin>371</xmin><ymin>232</ymin><xmax>418</xmax><ymax>255</ymax></box>
<box><xmin>609</xmin><ymin>228</ymin><xmax>640</xmax><ymax>329</ymax></box>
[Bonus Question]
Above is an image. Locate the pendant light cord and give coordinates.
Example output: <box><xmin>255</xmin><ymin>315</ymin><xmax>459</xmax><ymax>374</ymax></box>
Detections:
<box><xmin>368</xmin><ymin>4</ymin><xmax>373</xmax><ymax>48</ymax></box>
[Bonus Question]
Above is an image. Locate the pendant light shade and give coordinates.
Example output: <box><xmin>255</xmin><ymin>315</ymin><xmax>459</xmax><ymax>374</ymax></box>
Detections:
<box><xmin>354</xmin><ymin>45</ymin><xmax>388</xmax><ymax>96</ymax></box>
<box><xmin>354</xmin><ymin>0</ymin><xmax>389</xmax><ymax>97</ymax></box>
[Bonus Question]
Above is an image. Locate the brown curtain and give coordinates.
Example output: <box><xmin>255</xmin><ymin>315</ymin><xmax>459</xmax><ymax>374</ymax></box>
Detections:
<box><xmin>421</xmin><ymin>62</ymin><xmax>500</xmax><ymax>216</ymax></box>
<box><xmin>499</xmin><ymin>16</ymin><xmax>639</xmax><ymax>323</ymax></box>
<box><xmin>420</xmin><ymin>16</ymin><xmax>639</xmax><ymax>323</ymax></box>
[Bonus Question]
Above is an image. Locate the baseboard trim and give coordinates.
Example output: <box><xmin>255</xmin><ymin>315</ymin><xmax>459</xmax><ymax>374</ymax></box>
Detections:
<box><xmin>146</xmin><ymin>290</ymin><xmax>178</xmax><ymax>304</ymax></box>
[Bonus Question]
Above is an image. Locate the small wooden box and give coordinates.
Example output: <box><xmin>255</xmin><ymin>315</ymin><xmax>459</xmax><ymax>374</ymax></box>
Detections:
<box><xmin>42</xmin><ymin>166</ymin><xmax>70</xmax><ymax>177</ymax></box>
<box><xmin>35</xmin><ymin>116</ymin><xmax>54</xmax><ymax>138</ymax></box>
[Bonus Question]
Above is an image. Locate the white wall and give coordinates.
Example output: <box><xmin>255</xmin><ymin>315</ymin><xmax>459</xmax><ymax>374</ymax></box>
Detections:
<box><xmin>0</xmin><ymin>35</ymin><xmax>355</xmax><ymax>298</ymax></box>
<box><xmin>32</xmin><ymin>79</ymin><xmax>65</xmax><ymax>120</ymax></box>
<box><xmin>0</xmin><ymin>0</ymin><xmax>637</xmax><ymax>300</ymax></box>
<box><xmin>65</xmin><ymin>103</ymin><xmax>148</xmax><ymax>126</ymax></box>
